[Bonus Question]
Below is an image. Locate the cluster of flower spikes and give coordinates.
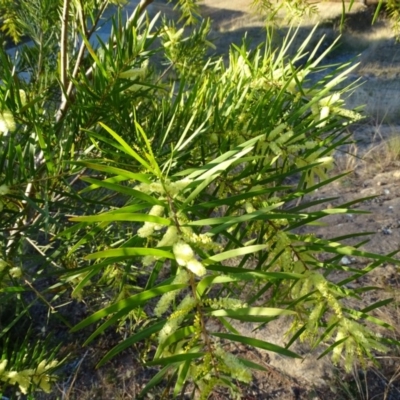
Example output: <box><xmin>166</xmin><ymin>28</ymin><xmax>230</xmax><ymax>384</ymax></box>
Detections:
<box><xmin>331</xmin><ymin>317</ymin><xmax>388</xmax><ymax>372</ymax></box>
<box><xmin>136</xmin><ymin>177</ymin><xmax>215</xmax><ymax>271</ymax></box>
<box><xmin>135</xmin><ymin>177</ymin><xmax>213</xmax><ymax>343</ymax></box>
<box><xmin>135</xmin><ymin>177</ymin><xmax>259</xmax><ymax>394</ymax></box>
<box><xmin>190</xmin><ymin>344</ymin><xmax>252</xmax><ymax>400</ymax></box>
<box><xmin>0</xmin><ymin>359</ymin><xmax>59</xmax><ymax>394</ymax></box>
<box><xmin>288</xmin><ymin>269</ymin><xmax>390</xmax><ymax>371</ymax></box>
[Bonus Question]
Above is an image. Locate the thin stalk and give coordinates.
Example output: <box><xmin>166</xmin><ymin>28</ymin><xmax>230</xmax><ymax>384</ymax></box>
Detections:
<box><xmin>36</xmin><ymin>30</ymin><xmax>43</xmax><ymax>81</ymax></box>
<box><xmin>189</xmin><ymin>274</ymin><xmax>220</xmax><ymax>379</ymax></box>
<box><xmin>24</xmin><ymin>279</ymin><xmax>73</xmax><ymax>328</ymax></box>
<box><xmin>137</xmin><ymin>0</ymin><xmax>155</xmax><ymax>20</ymax></box>
<box><xmin>60</xmin><ymin>0</ymin><xmax>71</xmax><ymax>105</ymax></box>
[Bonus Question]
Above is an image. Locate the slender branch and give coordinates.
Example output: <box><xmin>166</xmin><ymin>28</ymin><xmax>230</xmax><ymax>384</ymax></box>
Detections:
<box><xmin>136</xmin><ymin>0</ymin><xmax>155</xmax><ymax>21</ymax></box>
<box><xmin>189</xmin><ymin>273</ymin><xmax>220</xmax><ymax>377</ymax></box>
<box><xmin>56</xmin><ymin>0</ymin><xmax>110</xmax><ymax>122</ymax></box>
<box><xmin>60</xmin><ymin>0</ymin><xmax>71</xmax><ymax>105</ymax></box>
<box><xmin>77</xmin><ymin>0</ymin><xmax>87</xmax><ymax>37</ymax></box>
<box><xmin>63</xmin><ymin>350</ymin><xmax>89</xmax><ymax>398</ymax></box>
<box><xmin>25</xmin><ymin>237</ymin><xmax>60</xmax><ymax>270</ymax></box>
<box><xmin>37</xmin><ymin>30</ymin><xmax>43</xmax><ymax>80</ymax></box>
<box><xmin>24</xmin><ymin>278</ymin><xmax>73</xmax><ymax>328</ymax></box>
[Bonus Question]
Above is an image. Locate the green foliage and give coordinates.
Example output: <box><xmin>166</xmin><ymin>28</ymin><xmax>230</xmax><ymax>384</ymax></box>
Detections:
<box><xmin>0</xmin><ymin>0</ymin><xmax>25</xmax><ymax>43</ymax></box>
<box><xmin>0</xmin><ymin>0</ymin><xmax>60</xmax><ymax>44</ymax></box>
<box><xmin>0</xmin><ymin>0</ymin><xmax>399</xmax><ymax>398</ymax></box>
<box><xmin>0</xmin><ymin>255</ymin><xmax>61</xmax><ymax>397</ymax></box>
<box><xmin>0</xmin><ymin>340</ymin><xmax>60</xmax><ymax>396</ymax></box>
<box><xmin>68</xmin><ymin>24</ymin><xmax>395</xmax><ymax>399</ymax></box>
<box><xmin>251</xmin><ymin>0</ymin><xmax>318</xmax><ymax>22</ymax></box>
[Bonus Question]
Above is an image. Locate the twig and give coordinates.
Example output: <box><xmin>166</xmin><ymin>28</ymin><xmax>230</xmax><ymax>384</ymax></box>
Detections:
<box><xmin>37</xmin><ymin>30</ymin><xmax>44</xmax><ymax>80</ymax></box>
<box><xmin>63</xmin><ymin>350</ymin><xmax>89</xmax><ymax>400</ymax></box>
<box><xmin>77</xmin><ymin>0</ymin><xmax>87</xmax><ymax>37</ymax></box>
<box><xmin>24</xmin><ymin>279</ymin><xmax>64</xmax><ymax>322</ymax></box>
<box><xmin>25</xmin><ymin>237</ymin><xmax>60</xmax><ymax>270</ymax></box>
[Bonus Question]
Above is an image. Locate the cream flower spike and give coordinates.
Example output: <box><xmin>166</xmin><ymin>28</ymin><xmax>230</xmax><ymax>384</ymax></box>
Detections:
<box><xmin>173</xmin><ymin>241</ymin><xmax>194</xmax><ymax>266</ymax></box>
<box><xmin>0</xmin><ymin>110</ymin><xmax>16</xmax><ymax>134</ymax></box>
<box><xmin>186</xmin><ymin>259</ymin><xmax>206</xmax><ymax>277</ymax></box>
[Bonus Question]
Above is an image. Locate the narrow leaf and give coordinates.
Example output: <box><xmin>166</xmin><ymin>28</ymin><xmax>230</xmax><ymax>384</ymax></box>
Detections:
<box><xmin>70</xmin><ymin>213</ymin><xmax>170</xmax><ymax>225</ymax></box>
<box><xmin>205</xmin><ymin>245</ymin><xmax>267</xmax><ymax>263</ymax></box>
<box><xmin>209</xmin><ymin>307</ymin><xmax>295</xmax><ymax>322</ymax></box>
<box><xmin>97</xmin><ymin>320</ymin><xmax>166</xmax><ymax>367</ymax></box>
<box><xmin>146</xmin><ymin>352</ymin><xmax>204</xmax><ymax>366</ymax></box>
<box><xmin>71</xmin><ymin>284</ymin><xmax>187</xmax><ymax>332</ymax></box>
<box><xmin>99</xmin><ymin>122</ymin><xmax>152</xmax><ymax>170</ymax></box>
<box><xmin>236</xmin><ymin>357</ymin><xmax>268</xmax><ymax>372</ymax></box>
<box><xmin>138</xmin><ymin>365</ymin><xmax>172</xmax><ymax>399</ymax></box>
<box><xmin>211</xmin><ymin>333</ymin><xmax>301</xmax><ymax>358</ymax></box>
<box><xmin>84</xmin><ymin>247</ymin><xmax>174</xmax><ymax>260</ymax></box>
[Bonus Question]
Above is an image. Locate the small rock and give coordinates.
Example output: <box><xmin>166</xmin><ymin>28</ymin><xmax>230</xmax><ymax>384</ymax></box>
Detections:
<box><xmin>360</xmin><ymin>188</ymin><xmax>376</xmax><ymax>196</ymax></box>
<box><xmin>383</xmin><ymin>189</ymin><xmax>390</xmax><ymax>196</ymax></box>
<box><xmin>340</xmin><ymin>256</ymin><xmax>351</xmax><ymax>265</ymax></box>
<box><xmin>382</xmin><ymin>227</ymin><xmax>392</xmax><ymax>235</ymax></box>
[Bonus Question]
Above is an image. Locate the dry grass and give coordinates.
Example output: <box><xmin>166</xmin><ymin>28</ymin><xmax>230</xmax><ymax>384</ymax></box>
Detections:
<box><xmin>362</xmin><ymin>130</ymin><xmax>400</xmax><ymax>173</ymax></box>
<box><xmin>334</xmin><ymin>142</ymin><xmax>359</xmax><ymax>174</ymax></box>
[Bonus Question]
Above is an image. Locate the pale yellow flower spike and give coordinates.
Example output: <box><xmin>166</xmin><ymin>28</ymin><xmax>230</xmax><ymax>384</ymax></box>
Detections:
<box><xmin>173</xmin><ymin>241</ymin><xmax>194</xmax><ymax>266</ymax></box>
<box><xmin>0</xmin><ymin>110</ymin><xmax>16</xmax><ymax>133</ymax></box>
<box><xmin>9</xmin><ymin>267</ymin><xmax>22</xmax><ymax>278</ymax></box>
<box><xmin>186</xmin><ymin>259</ymin><xmax>206</xmax><ymax>277</ymax></box>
